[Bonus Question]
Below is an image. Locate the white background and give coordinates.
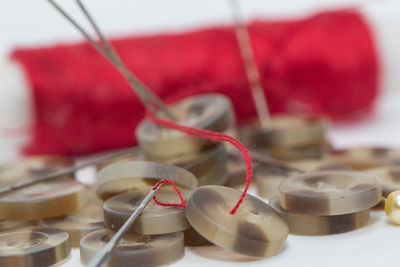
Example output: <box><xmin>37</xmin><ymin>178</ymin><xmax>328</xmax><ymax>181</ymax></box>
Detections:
<box><xmin>1</xmin><ymin>1</ymin><xmax>400</xmax><ymax>266</ymax></box>
<box><xmin>0</xmin><ymin>0</ymin><xmax>379</xmax><ymax>61</ymax></box>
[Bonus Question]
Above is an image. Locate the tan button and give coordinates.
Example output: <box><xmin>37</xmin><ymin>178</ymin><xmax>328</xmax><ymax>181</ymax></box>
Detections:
<box><xmin>80</xmin><ymin>229</ymin><xmax>184</xmax><ymax>266</ymax></box>
<box><xmin>366</xmin><ymin>166</ymin><xmax>400</xmax><ymax>197</ymax></box>
<box><xmin>255</xmin><ymin>168</ymin><xmax>288</xmax><ymax>199</ymax></box>
<box><xmin>97</xmin><ymin>150</ymin><xmax>144</xmax><ymax>171</ymax></box>
<box><xmin>96</xmin><ymin>161</ymin><xmax>198</xmax><ymax>200</ymax></box>
<box><xmin>269</xmin><ymin>196</ymin><xmax>370</xmax><ymax>235</ymax></box>
<box><xmin>237</xmin><ymin>114</ymin><xmax>327</xmax><ymax>148</ymax></box>
<box><xmin>0</xmin><ymin>226</ymin><xmax>70</xmax><ymax>267</ymax></box>
<box><xmin>223</xmin><ymin>151</ymin><xmax>250</xmax><ymax>189</ymax></box>
<box><xmin>186</xmin><ymin>185</ymin><xmax>289</xmax><ymax>257</ymax></box>
<box><xmin>41</xmin><ymin>204</ymin><xmax>103</xmax><ymax>247</ymax></box>
<box><xmin>183</xmin><ymin>227</ymin><xmax>211</xmax><ymax>247</ymax></box>
<box><xmin>0</xmin><ymin>156</ymin><xmax>74</xmax><ymax>185</ymax></box>
<box><xmin>176</xmin><ymin>144</ymin><xmax>228</xmax><ymax>186</ymax></box>
<box><xmin>136</xmin><ymin>94</ymin><xmax>235</xmax><ymax>159</ymax></box>
<box><xmin>279</xmin><ymin>170</ymin><xmax>381</xmax><ymax>215</ymax></box>
<box><xmin>267</xmin><ymin>142</ymin><xmax>330</xmax><ymax>161</ymax></box>
<box><xmin>328</xmin><ymin>147</ymin><xmax>400</xmax><ymax>170</ymax></box>
<box><xmin>152</xmin><ymin>143</ymin><xmax>229</xmax><ymax>186</ymax></box>
<box><xmin>255</xmin><ymin>159</ymin><xmax>352</xmax><ymax>199</ymax></box>
<box><xmin>0</xmin><ymin>178</ymin><xmax>87</xmax><ymax>220</ymax></box>
<box><xmin>103</xmin><ymin>190</ymin><xmax>191</xmax><ymax>235</ymax></box>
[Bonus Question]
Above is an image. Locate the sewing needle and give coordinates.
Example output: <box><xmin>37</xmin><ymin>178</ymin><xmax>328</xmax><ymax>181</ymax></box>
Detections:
<box><xmin>87</xmin><ymin>184</ymin><xmax>161</xmax><ymax>267</ymax></box>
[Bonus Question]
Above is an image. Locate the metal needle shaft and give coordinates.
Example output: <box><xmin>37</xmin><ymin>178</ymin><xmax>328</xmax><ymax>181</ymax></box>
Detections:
<box><xmin>0</xmin><ymin>147</ymin><xmax>141</xmax><ymax>195</ymax></box>
<box><xmin>47</xmin><ymin>0</ymin><xmax>177</xmax><ymax>121</ymax></box>
<box><xmin>74</xmin><ymin>0</ymin><xmax>177</xmax><ymax>121</ymax></box>
<box><xmin>87</xmin><ymin>185</ymin><xmax>161</xmax><ymax>267</ymax></box>
<box><xmin>229</xmin><ymin>150</ymin><xmax>304</xmax><ymax>174</ymax></box>
<box><xmin>230</xmin><ymin>0</ymin><xmax>272</xmax><ymax>130</ymax></box>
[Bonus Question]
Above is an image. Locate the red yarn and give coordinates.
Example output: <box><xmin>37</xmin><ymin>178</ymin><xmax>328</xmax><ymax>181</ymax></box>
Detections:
<box><xmin>148</xmin><ymin>113</ymin><xmax>251</xmax><ymax>214</ymax></box>
<box><xmin>11</xmin><ymin>9</ymin><xmax>378</xmax><ymax>155</ymax></box>
<box><xmin>152</xmin><ymin>179</ymin><xmax>187</xmax><ymax>208</ymax></box>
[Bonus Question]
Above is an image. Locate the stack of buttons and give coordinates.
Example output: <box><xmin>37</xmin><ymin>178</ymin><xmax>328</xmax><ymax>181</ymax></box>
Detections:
<box><xmin>269</xmin><ymin>170</ymin><xmax>381</xmax><ymax>235</ymax></box>
<box><xmin>136</xmin><ymin>94</ymin><xmax>236</xmax><ymax>186</ymax></box>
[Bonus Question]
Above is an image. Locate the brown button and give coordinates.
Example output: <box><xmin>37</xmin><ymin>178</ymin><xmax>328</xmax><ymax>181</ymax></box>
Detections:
<box><xmin>103</xmin><ymin>190</ymin><xmax>191</xmax><ymax>235</ymax></box>
<box><xmin>0</xmin><ymin>226</ymin><xmax>70</xmax><ymax>267</ymax></box>
<box><xmin>269</xmin><ymin>196</ymin><xmax>370</xmax><ymax>235</ymax></box>
<box><xmin>96</xmin><ymin>161</ymin><xmax>198</xmax><ymax>200</ymax></box>
<box><xmin>328</xmin><ymin>147</ymin><xmax>400</xmax><ymax>170</ymax></box>
<box><xmin>237</xmin><ymin>114</ymin><xmax>327</xmax><ymax>148</ymax></box>
<box><xmin>136</xmin><ymin>94</ymin><xmax>235</xmax><ymax>159</ymax></box>
<box><xmin>279</xmin><ymin>170</ymin><xmax>381</xmax><ymax>215</ymax></box>
<box><xmin>0</xmin><ymin>156</ymin><xmax>74</xmax><ymax>186</ymax></box>
<box><xmin>186</xmin><ymin>185</ymin><xmax>289</xmax><ymax>257</ymax></box>
<box><xmin>366</xmin><ymin>166</ymin><xmax>400</xmax><ymax>197</ymax></box>
<box><xmin>41</xmin><ymin>204</ymin><xmax>104</xmax><ymax>247</ymax></box>
<box><xmin>80</xmin><ymin>229</ymin><xmax>184</xmax><ymax>267</ymax></box>
<box><xmin>156</xmin><ymin>143</ymin><xmax>229</xmax><ymax>186</ymax></box>
<box><xmin>0</xmin><ymin>177</ymin><xmax>86</xmax><ymax>220</ymax></box>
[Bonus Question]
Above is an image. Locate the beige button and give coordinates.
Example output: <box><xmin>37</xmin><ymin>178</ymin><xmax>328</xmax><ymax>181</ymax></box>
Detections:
<box><xmin>237</xmin><ymin>114</ymin><xmax>327</xmax><ymax>148</ymax></box>
<box><xmin>186</xmin><ymin>185</ymin><xmax>289</xmax><ymax>257</ymax></box>
<box><xmin>0</xmin><ymin>155</ymin><xmax>74</xmax><ymax>185</ymax></box>
<box><xmin>41</xmin><ymin>204</ymin><xmax>103</xmax><ymax>247</ymax></box>
<box><xmin>270</xmin><ymin>196</ymin><xmax>370</xmax><ymax>235</ymax></box>
<box><xmin>136</xmin><ymin>94</ymin><xmax>235</xmax><ymax>159</ymax></box>
<box><xmin>96</xmin><ymin>161</ymin><xmax>197</xmax><ymax>200</ymax></box>
<box><xmin>104</xmin><ymin>190</ymin><xmax>191</xmax><ymax>235</ymax></box>
<box><xmin>279</xmin><ymin>170</ymin><xmax>381</xmax><ymax>215</ymax></box>
<box><xmin>0</xmin><ymin>177</ymin><xmax>87</xmax><ymax>220</ymax></box>
<box><xmin>80</xmin><ymin>229</ymin><xmax>184</xmax><ymax>266</ymax></box>
<box><xmin>0</xmin><ymin>226</ymin><xmax>70</xmax><ymax>267</ymax></box>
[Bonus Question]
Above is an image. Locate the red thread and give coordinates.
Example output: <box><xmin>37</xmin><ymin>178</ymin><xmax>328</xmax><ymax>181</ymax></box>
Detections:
<box><xmin>147</xmin><ymin>112</ymin><xmax>251</xmax><ymax>214</ymax></box>
<box><xmin>152</xmin><ymin>179</ymin><xmax>187</xmax><ymax>208</ymax></box>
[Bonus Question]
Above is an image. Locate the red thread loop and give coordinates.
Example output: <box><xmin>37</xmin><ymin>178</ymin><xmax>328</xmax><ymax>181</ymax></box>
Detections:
<box><xmin>147</xmin><ymin>112</ymin><xmax>252</xmax><ymax>214</ymax></box>
<box><xmin>152</xmin><ymin>179</ymin><xmax>187</xmax><ymax>208</ymax></box>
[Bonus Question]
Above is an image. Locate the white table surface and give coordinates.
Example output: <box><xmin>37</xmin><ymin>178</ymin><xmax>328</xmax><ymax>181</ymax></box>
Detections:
<box><xmin>1</xmin><ymin>1</ymin><xmax>400</xmax><ymax>267</ymax></box>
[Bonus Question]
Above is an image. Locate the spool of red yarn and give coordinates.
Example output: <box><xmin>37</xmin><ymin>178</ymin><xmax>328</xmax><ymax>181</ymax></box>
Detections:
<box><xmin>11</xmin><ymin>9</ymin><xmax>378</xmax><ymax>155</ymax></box>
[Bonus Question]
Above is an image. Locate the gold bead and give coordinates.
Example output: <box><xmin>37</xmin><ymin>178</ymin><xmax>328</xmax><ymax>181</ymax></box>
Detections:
<box><xmin>385</xmin><ymin>190</ymin><xmax>400</xmax><ymax>225</ymax></box>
